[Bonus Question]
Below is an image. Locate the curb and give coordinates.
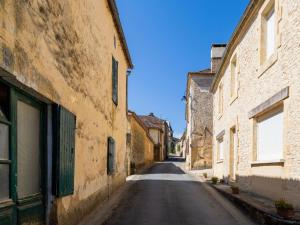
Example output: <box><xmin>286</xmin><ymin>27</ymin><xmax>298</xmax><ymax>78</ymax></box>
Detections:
<box><xmin>211</xmin><ymin>184</ymin><xmax>300</xmax><ymax>225</ymax></box>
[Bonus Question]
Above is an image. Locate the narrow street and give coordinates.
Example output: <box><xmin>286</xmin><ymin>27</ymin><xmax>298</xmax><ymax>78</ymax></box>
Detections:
<box><xmin>103</xmin><ymin>158</ymin><xmax>254</xmax><ymax>225</ymax></box>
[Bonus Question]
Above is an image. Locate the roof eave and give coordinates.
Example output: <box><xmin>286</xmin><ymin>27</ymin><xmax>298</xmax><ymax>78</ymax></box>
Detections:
<box><xmin>108</xmin><ymin>0</ymin><xmax>134</xmax><ymax>69</ymax></box>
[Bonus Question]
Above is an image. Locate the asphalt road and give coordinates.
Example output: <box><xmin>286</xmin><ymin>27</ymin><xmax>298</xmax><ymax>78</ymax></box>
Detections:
<box><xmin>103</xmin><ymin>160</ymin><xmax>253</xmax><ymax>225</ymax></box>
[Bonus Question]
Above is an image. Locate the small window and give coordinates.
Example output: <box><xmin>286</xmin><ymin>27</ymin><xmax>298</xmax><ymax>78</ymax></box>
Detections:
<box><xmin>107</xmin><ymin>137</ymin><xmax>116</xmax><ymax>175</ymax></box>
<box><xmin>218</xmin><ymin>137</ymin><xmax>224</xmax><ymax>161</ymax></box>
<box><xmin>230</xmin><ymin>57</ymin><xmax>237</xmax><ymax>97</ymax></box>
<box><xmin>261</xmin><ymin>3</ymin><xmax>276</xmax><ymax>63</ymax></box>
<box><xmin>0</xmin><ymin>82</ymin><xmax>10</xmax><ymax>120</ymax></box>
<box><xmin>218</xmin><ymin>83</ymin><xmax>223</xmax><ymax>115</ymax></box>
<box><xmin>256</xmin><ymin>108</ymin><xmax>283</xmax><ymax>161</ymax></box>
<box><xmin>112</xmin><ymin>57</ymin><xmax>118</xmax><ymax>105</ymax></box>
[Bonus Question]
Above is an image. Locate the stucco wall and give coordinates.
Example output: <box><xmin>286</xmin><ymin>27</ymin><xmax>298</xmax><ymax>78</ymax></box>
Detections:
<box><xmin>186</xmin><ymin>75</ymin><xmax>213</xmax><ymax>170</ymax></box>
<box><xmin>129</xmin><ymin>115</ymin><xmax>154</xmax><ymax>171</ymax></box>
<box><xmin>212</xmin><ymin>0</ymin><xmax>300</xmax><ymax>208</ymax></box>
<box><xmin>0</xmin><ymin>0</ymin><xmax>130</xmax><ymax>224</ymax></box>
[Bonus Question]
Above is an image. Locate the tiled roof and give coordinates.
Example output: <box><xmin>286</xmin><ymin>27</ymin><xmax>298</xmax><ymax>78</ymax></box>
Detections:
<box><xmin>139</xmin><ymin>114</ymin><xmax>164</xmax><ymax>130</ymax></box>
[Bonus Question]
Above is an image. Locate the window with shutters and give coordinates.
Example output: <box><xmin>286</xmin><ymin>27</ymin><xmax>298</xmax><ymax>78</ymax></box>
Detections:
<box><xmin>255</xmin><ymin>107</ymin><xmax>283</xmax><ymax>161</ymax></box>
<box><xmin>0</xmin><ymin>83</ymin><xmax>10</xmax><ymax>202</ymax></box>
<box><xmin>107</xmin><ymin>137</ymin><xmax>116</xmax><ymax>175</ymax></box>
<box><xmin>112</xmin><ymin>57</ymin><xmax>119</xmax><ymax>106</ymax></box>
<box><xmin>53</xmin><ymin>105</ymin><xmax>76</xmax><ymax>197</ymax></box>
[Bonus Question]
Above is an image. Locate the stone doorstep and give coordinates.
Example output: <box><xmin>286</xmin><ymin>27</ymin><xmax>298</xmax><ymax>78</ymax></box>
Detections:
<box><xmin>211</xmin><ymin>183</ymin><xmax>300</xmax><ymax>225</ymax></box>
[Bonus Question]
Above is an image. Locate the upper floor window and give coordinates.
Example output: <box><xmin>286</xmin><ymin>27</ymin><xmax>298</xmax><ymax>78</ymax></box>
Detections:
<box><xmin>218</xmin><ymin>83</ymin><xmax>223</xmax><ymax>115</ymax></box>
<box><xmin>261</xmin><ymin>2</ymin><xmax>276</xmax><ymax>63</ymax></box>
<box><xmin>112</xmin><ymin>57</ymin><xmax>118</xmax><ymax>105</ymax></box>
<box><xmin>230</xmin><ymin>56</ymin><xmax>237</xmax><ymax>98</ymax></box>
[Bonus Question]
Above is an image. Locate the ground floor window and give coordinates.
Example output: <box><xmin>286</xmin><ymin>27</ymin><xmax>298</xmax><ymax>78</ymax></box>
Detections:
<box><xmin>217</xmin><ymin>137</ymin><xmax>224</xmax><ymax>161</ymax></box>
<box><xmin>256</xmin><ymin>107</ymin><xmax>283</xmax><ymax>161</ymax></box>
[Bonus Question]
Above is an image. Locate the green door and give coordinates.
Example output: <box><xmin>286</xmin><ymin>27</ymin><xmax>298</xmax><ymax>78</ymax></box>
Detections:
<box><xmin>14</xmin><ymin>92</ymin><xmax>45</xmax><ymax>225</ymax></box>
<box><xmin>0</xmin><ymin>82</ymin><xmax>45</xmax><ymax>225</ymax></box>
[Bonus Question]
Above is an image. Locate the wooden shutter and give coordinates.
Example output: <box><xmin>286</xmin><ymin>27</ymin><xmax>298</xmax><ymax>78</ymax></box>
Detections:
<box><xmin>107</xmin><ymin>137</ymin><xmax>115</xmax><ymax>175</ymax></box>
<box><xmin>112</xmin><ymin>57</ymin><xmax>118</xmax><ymax>105</ymax></box>
<box><xmin>53</xmin><ymin>105</ymin><xmax>76</xmax><ymax>197</ymax></box>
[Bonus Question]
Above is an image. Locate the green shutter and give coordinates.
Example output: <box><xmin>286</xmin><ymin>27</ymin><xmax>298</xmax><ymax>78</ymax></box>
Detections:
<box><xmin>53</xmin><ymin>105</ymin><xmax>76</xmax><ymax>197</ymax></box>
<box><xmin>112</xmin><ymin>57</ymin><xmax>118</xmax><ymax>105</ymax></box>
<box><xmin>107</xmin><ymin>137</ymin><xmax>115</xmax><ymax>175</ymax></box>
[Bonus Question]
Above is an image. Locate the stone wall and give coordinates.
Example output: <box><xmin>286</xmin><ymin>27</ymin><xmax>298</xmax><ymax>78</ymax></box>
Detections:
<box><xmin>129</xmin><ymin>114</ymin><xmax>154</xmax><ymax>172</ymax></box>
<box><xmin>0</xmin><ymin>0</ymin><xmax>131</xmax><ymax>224</ymax></box>
<box><xmin>212</xmin><ymin>0</ymin><xmax>300</xmax><ymax>208</ymax></box>
<box><xmin>186</xmin><ymin>74</ymin><xmax>213</xmax><ymax>170</ymax></box>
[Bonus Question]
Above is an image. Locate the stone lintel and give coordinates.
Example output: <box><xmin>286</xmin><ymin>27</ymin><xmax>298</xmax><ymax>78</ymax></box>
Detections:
<box><xmin>248</xmin><ymin>87</ymin><xmax>289</xmax><ymax>119</ymax></box>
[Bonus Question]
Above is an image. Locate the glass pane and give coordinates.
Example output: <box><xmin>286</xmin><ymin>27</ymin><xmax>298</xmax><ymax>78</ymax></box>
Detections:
<box><xmin>17</xmin><ymin>101</ymin><xmax>41</xmax><ymax>198</ymax></box>
<box><xmin>266</xmin><ymin>8</ymin><xmax>275</xmax><ymax>59</ymax></box>
<box><xmin>0</xmin><ymin>164</ymin><xmax>10</xmax><ymax>201</ymax></box>
<box><xmin>0</xmin><ymin>123</ymin><xmax>9</xmax><ymax>159</ymax></box>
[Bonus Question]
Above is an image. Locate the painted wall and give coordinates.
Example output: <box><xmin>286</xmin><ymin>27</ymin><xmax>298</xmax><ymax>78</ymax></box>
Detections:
<box><xmin>0</xmin><ymin>0</ymin><xmax>130</xmax><ymax>224</ymax></box>
<box><xmin>212</xmin><ymin>0</ymin><xmax>300</xmax><ymax>208</ymax></box>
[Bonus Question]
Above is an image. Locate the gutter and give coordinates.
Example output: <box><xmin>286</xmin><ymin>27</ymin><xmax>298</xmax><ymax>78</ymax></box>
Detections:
<box><xmin>108</xmin><ymin>0</ymin><xmax>134</xmax><ymax>69</ymax></box>
<box><xmin>210</xmin><ymin>0</ymin><xmax>261</xmax><ymax>92</ymax></box>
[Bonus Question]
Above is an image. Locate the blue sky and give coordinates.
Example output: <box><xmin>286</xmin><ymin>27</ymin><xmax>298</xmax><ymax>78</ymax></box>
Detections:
<box><xmin>117</xmin><ymin>0</ymin><xmax>249</xmax><ymax>137</ymax></box>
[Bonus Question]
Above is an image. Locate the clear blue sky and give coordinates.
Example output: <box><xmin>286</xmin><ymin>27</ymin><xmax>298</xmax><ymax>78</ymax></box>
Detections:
<box><xmin>117</xmin><ymin>0</ymin><xmax>249</xmax><ymax>137</ymax></box>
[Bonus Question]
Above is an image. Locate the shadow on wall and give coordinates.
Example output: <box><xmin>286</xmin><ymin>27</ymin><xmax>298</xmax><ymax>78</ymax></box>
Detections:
<box><xmin>220</xmin><ymin>174</ymin><xmax>300</xmax><ymax>209</ymax></box>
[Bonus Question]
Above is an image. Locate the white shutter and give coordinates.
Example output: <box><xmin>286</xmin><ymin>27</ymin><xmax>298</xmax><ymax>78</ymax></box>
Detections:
<box><xmin>257</xmin><ymin>111</ymin><xmax>283</xmax><ymax>161</ymax></box>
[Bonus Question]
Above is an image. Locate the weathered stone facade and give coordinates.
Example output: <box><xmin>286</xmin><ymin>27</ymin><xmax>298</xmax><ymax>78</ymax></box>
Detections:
<box><xmin>0</xmin><ymin>0</ymin><xmax>132</xmax><ymax>224</ymax></box>
<box><xmin>212</xmin><ymin>0</ymin><xmax>300</xmax><ymax>208</ymax></box>
<box><xmin>185</xmin><ymin>72</ymin><xmax>214</xmax><ymax>170</ymax></box>
<box><xmin>127</xmin><ymin>111</ymin><xmax>154</xmax><ymax>173</ymax></box>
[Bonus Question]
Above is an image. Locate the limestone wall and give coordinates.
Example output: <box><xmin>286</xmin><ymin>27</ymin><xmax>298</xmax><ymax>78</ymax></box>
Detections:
<box><xmin>212</xmin><ymin>0</ymin><xmax>300</xmax><ymax>208</ymax></box>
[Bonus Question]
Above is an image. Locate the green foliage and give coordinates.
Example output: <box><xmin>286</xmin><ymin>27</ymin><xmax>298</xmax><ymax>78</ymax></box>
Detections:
<box><xmin>211</xmin><ymin>177</ymin><xmax>218</xmax><ymax>184</ymax></box>
<box><xmin>275</xmin><ymin>199</ymin><xmax>294</xmax><ymax>210</ymax></box>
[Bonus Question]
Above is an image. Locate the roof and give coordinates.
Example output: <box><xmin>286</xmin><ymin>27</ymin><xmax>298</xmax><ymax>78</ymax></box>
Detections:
<box><xmin>107</xmin><ymin>0</ymin><xmax>133</xmax><ymax>69</ymax></box>
<box><xmin>211</xmin><ymin>0</ymin><xmax>262</xmax><ymax>91</ymax></box>
<box><xmin>139</xmin><ymin>114</ymin><xmax>164</xmax><ymax>131</ymax></box>
<box><xmin>189</xmin><ymin>68</ymin><xmax>213</xmax><ymax>75</ymax></box>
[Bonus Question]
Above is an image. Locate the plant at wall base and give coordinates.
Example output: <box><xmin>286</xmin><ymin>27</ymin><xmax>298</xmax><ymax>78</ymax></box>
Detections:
<box><xmin>230</xmin><ymin>185</ymin><xmax>239</xmax><ymax>194</ymax></box>
<box><xmin>211</xmin><ymin>177</ymin><xmax>218</xmax><ymax>185</ymax></box>
<box><xmin>275</xmin><ymin>199</ymin><xmax>295</xmax><ymax>219</ymax></box>
<box><xmin>203</xmin><ymin>173</ymin><xmax>208</xmax><ymax>179</ymax></box>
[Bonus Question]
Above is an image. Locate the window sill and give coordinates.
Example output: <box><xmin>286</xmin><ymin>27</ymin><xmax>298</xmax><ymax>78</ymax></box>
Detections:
<box><xmin>251</xmin><ymin>159</ymin><xmax>285</xmax><ymax>167</ymax></box>
<box><xmin>217</xmin><ymin>160</ymin><xmax>224</xmax><ymax>164</ymax></box>
<box><xmin>258</xmin><ymin>52</ymin><xmax>278</xmax><ymax>78</ymax></box>
<box><xmin>0</xmin><ymin>200</ymin><xmax>14</xmax><ymax>209</ymax></box>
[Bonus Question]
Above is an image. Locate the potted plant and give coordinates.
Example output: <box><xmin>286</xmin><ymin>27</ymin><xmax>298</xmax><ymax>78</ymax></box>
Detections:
<box><xmin>211</xmin><ymin>177</ymin><xmax>218</xmax><ymax>185</ymax></box>
<box><xmin>203</xmin><ymin>173</ymin><xmax>208</xmax><ymax>179</ymax></box>
<box><xmin>275</xmin><ymin>199</ymin><xmax>295</xmax><ymax>219</ymax></box>
<box><xmin>230</xmin><ymin>185</ymin><xmax>239</xmax><ymax>194</ymax></box>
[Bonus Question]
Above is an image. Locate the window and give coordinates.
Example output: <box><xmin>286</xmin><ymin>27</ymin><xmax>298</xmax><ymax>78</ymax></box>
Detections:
<box><xmin>230</xmin><ymin>57</ymin><xmax>237</xmax><ymax>98</ymax></box>
<box><xmin>218</xmin><ymin>137</ymin><xmax>224</xmax><ymax>161</ymax></box>
<box><xmin>256</xmin><ymin>108</ymin><xmax>283</xmax><ymax>161</ymax></box>
<box><xmin>107</xmin><ymin>137</ymin><xmax>116</xmax><ymax>175</ymax></box>
<box><xmin>0</xmin><ymin>83</ymin><xmax>10</xmax><ymax>202</ymax></box>
<box><xmin>218</xmin><ymin>83</ymin><xmax>223</xmax><ymax>115</ymax></box>
<box><xmin>261</xmin><ymin>3</ymin><xmax>276</xmax><ymax>63</ymax></box>
<box><xmin>112</xmin><ymin>57</ymin><xmax>118</xmax><ymax>105</ymax></box>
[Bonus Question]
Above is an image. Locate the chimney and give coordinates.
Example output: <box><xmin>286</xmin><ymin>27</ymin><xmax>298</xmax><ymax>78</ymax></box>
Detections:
<box><xmin>149</xmin><ymin>112</ymin><xmax>155</xmax><ymax>117</ymax></box>
<box><xmin>211</xmin><ymin>44</ymin><xmax>226</xmax><ymax>73</ymax></box>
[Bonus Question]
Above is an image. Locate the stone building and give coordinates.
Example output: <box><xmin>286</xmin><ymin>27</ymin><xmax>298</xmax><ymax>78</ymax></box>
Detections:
<box><xmin>185</xmin><ymin>45</ymin><xmax>225</xmax><ymax>170</ymax></box>
<box><xmin>0</xmin><ymin>0</ymin><xmax>133</xmax><ymax>224</ymax></box>
<box><xmin>139</xmin><ymin>113</ymin><xmax>167</xmax><ymax>161</ymax></box>
<box><xmin>211</xmin><ymin>0</ymin><xmax>300</xmax><ymax>208</ymax></box>
<box><xmin>127</xmin><ymin>111</ymin><xmax>154</xmax><ymax>174</ymax></box>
